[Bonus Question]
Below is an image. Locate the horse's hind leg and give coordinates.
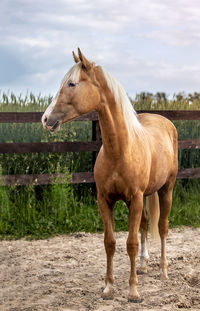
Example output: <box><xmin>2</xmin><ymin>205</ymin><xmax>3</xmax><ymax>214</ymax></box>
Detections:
<box><xmin>98</xmin><ymin>193</ymin><xmax>116</xmax><ymax>299</ymax></box>
<box><xmin>139</xmin><ymin>205</ymin><xmax>149</xmax><ymax>273</ymax></box>
<box><xmin>158</xmin><ymin>186</ymin><xmax>173</xmax><ymax>280</ymax></box>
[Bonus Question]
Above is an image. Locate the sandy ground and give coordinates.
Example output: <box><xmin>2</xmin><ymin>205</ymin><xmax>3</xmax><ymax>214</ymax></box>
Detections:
<box><xmin>0</xmin><ymin>227</ymin><xmax>200</xmax><ymax>311</ymax></box>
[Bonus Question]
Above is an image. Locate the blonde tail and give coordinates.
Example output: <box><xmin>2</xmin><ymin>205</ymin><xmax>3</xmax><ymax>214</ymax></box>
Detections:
<box><xmin>146</xmin><ymin>192</ymin><xmax>160</xmax><ymax>240</ymax></box>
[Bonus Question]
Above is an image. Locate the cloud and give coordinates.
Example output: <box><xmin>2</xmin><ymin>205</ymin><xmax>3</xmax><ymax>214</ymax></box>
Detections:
<box><xmin>1</xmin><ymin>0</ymin><xmax>200</xmax><ymax>96</ymax></box>
<box><xmin>0</xmin><ymin>47</ymin><xmax>28</xmax><ymax>83</ymax></box>
<box><xmin>133</xmin><ymin>0</ymin><xmax>200</xmax><ymax>47</ymax></box>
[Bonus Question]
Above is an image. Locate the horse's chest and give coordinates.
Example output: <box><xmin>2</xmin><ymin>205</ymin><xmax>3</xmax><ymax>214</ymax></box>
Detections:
<box><xmin>103</xmin><ymin>171</ymin><xmax>133</xmax><ymax>202</ymax></box>
<box><xmin>94</xmin><ymin>151</ymin><xmax>148</xmax><ymax>200</ymax></box>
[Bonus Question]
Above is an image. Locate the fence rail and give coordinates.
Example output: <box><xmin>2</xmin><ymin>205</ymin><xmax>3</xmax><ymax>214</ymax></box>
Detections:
<box><xmin>0</xmin><ymin>141</ymin><xmax>102</xmax><ymax>153</ymax></box>
<box><xmin>1</xmin><ymin>169</ymin><xmax>200</xmax><ymax>186</ymax></box>
<box><xmin>0</xmin><ymin>110</ymin><xmax>200</xmax><ymax>123</ymax></box>
<box><xmin>0</xmin><ymin>111</ymin><xmax>98</xmax><ymax>123</ymax></box>
<box><xmin>0</xmin><ymin>110</ymin><xmax>200</xmax><ymax>185</ymax></box>
<box><xmin>0</xmin><ymin>139</ymin><xmax>199</xmax><ymax>154</ymax></box>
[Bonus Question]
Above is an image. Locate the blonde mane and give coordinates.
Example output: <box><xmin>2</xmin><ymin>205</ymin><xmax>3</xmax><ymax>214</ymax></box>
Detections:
<box><xmin>100</xmin><ymin>67</ymin><xmax>143</xmax><ymax>135</ymax></box>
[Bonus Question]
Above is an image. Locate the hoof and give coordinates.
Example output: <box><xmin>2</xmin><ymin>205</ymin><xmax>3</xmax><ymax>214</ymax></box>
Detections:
<box><xmin>137</xmin><ymin>267</ymin><xmax>148</xmax><ymax>275</ymax></box>
<box><xmin>161</xmin><ymin>273</ymin><xmax>168</xmax><ymax>281</ymax></box>
<box><xmin>102</xmin><ymin>283</ymin><xmax>113</xmax><ymax>300</ymax></box>
<box><xmin>128</xmin><ymin>288</ymin><xmax>141</xmax><ymax>303</ymax></box>
<box><xmin>160</xmin><ymin>268</ymin><xmax>168</xmax><ymax>281</ymax></box>
<box><xmin>101</xmin><ymin>292</ymin><xmax>113</xmax><ymax>300</ymax></box>
<box><xmin>128</xmin><ymin>296</ymin><xmax>143</xmax><ymax>303</ymax></box>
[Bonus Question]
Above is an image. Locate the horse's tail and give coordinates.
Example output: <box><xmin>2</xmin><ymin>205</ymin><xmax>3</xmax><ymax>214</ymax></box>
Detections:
<box><xmin>146</xmin><ymin>192</ymin><xmax>160</xmax><ymax>240</ymax></box>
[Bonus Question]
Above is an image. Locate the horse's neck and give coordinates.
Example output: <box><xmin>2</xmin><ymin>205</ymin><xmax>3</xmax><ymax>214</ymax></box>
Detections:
<box><xmin>98</xmin><ymin>99</ymin><xmax>134</xmax><ymax>158</ymax></box>
<box><xmin>95</xmin><ymin>66</ymin><xmax>142</xmax><ymax>159</ymax></box>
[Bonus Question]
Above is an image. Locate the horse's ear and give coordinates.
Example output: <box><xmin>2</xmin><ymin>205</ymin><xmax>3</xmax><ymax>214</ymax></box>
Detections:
<box><xmin>72</xmin><ymin>51</ymin><xmax>80</xmax><ymax>63</ymax></box>
<box><xmin>78</xmin><ymin>48</ymin><xmax>92</xmax><ymax>70</ymax></box>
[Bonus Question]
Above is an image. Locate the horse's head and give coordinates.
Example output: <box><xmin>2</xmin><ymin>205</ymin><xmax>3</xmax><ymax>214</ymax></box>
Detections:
<box><xmin>42</xmin><ymin>48</ymin><xmax>101</xmax><ymax>132</ymax></box>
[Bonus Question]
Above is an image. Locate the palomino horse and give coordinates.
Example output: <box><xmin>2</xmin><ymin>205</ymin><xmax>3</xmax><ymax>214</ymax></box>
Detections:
<box><xmin>42</xmin><ymin>49</ymin><xmax>178</xmax><ymax>301</ymax></box>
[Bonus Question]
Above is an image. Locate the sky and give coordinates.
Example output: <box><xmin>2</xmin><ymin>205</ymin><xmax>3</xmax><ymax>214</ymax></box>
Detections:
<box><xmin>1</xmin><ymin>0</ymin><xmax>200</xmax><ymax>98</ymax></box>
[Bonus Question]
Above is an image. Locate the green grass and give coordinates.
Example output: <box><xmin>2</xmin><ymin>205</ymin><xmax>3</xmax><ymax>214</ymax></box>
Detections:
<box><xmin>0</xmin><ymin>91</ymin><xmax>199</xmax><ymax>239</ymax></box>
<box><xmin>0</xmin><ymin>179</ymin><xmax>199</xmax><ymax>239</ymax></box>
<box><xmin>169</xmin><ymin>180</ymin><xmax>200</xmax><ymax>227</ymax></box>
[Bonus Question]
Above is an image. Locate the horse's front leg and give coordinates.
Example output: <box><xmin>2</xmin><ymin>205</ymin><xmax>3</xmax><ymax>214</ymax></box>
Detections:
<box><xmin>127</xmin><ymin>192</ymin><xmax>143</xmax><ymax>302</ymax></box>
<box><xmin>98</xmin><ymin>193</ymin><xmax>116</xmax><ymax>299</ymax></box>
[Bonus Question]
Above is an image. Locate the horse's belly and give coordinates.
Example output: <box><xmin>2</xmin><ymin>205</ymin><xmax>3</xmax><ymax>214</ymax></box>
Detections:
<box><xmin>144</xmin><ymin>168</ymin><xmax>170</xmax><ymax>195</ymax></box>
<box><xmin>144</xmin><ymin>178</ymin><xmax>166</xmax><ymax>196</ymax></box>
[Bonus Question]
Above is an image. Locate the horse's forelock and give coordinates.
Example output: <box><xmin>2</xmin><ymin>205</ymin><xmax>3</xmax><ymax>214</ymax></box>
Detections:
<box><xmin>60</xmin><ymin>62</ymin><xmax>82</xmax><ymax>88</ymax></box>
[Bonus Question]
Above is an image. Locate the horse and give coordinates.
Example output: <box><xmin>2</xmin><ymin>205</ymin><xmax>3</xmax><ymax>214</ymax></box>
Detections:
<box><xmin>42</xmin><ymin>48</ymin><xmax>178</xmax><ymax>302</ymax></box>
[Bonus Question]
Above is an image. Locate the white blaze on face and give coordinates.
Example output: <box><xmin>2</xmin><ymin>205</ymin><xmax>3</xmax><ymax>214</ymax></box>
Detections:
<box><xmin>41</xmin><ymin>94</ymin><xmax>58</xmax><ymax>127</ymax></box>
<box><xmin>41</xmin><ymin>62</ymin><xmax>81</xmax><ymax>128</ymax></box>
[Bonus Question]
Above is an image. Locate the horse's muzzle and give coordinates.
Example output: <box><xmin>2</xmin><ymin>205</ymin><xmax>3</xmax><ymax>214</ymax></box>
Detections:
<box><xmin>43</xmin><ymin>116</ymin><xmax>61</xmax><ymax>132</ymax></box>
<box><xmin>48</xmin><ymin>120</ymin><xmax>60</xmax><ymax>132</ymax></box>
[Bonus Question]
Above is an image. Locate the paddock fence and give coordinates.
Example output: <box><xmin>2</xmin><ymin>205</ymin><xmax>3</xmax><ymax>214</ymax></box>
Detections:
<box><xmin>0</xmin><ymin>110</ymin><xmax>200</xmax><ymax>185</ymax></box>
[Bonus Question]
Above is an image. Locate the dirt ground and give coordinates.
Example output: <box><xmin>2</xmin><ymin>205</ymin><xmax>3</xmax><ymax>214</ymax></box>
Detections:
<box><xmin>0</xmin><ymin>227</ymin><xmax>200</xmax><ymax>311</ymax></box>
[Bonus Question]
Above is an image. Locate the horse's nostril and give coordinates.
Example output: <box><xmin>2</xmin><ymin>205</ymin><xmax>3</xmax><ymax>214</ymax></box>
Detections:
<box><xmin>44</xmin><ymin>116</ymin><xmax>47</xmax><ymax>123</ymax></box>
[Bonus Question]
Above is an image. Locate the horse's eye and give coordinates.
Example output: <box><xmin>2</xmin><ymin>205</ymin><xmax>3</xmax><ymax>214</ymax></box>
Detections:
<box><xmin>68</xmin><ymin>82</ymin><xmax>76</xmax><ymax>87</ymax></box>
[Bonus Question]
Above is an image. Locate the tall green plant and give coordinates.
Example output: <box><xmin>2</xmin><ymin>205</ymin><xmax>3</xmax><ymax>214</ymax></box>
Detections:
<box><xmin>0</xmin><ymin>91</ymin><xmax>199</xmax><ymax>238</ymax></box>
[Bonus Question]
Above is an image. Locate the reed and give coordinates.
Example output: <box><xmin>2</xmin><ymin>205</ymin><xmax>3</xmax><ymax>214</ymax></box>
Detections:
<box><xmin>0</xmin><ymin>91</ymin><xmax>199</xmax><ymax>238</ymax></box>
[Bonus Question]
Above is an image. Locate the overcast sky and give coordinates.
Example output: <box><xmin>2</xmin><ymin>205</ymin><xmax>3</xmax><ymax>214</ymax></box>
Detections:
<box><xmin>1</xmin><ymin>0</ymin><xmax>200</xmax><ymax>98</ymax></box>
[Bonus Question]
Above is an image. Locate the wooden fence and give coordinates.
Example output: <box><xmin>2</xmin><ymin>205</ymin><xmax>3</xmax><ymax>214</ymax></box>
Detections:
<box><xmin>0</xmin><ymin>110</ymin><xmax>200</xmax><ymax>185</ymax></box>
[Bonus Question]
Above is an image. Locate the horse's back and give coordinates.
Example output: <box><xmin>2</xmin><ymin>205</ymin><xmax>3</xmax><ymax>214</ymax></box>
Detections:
<box><xmin>138</xmin><ymin>113</ymin><xmax>176</xmax><ymax>133</ymax></box>
<box><xmin>138</xmin><ymin>113</ymin><xmax>178</xmax><ymax>152</ymax></box>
